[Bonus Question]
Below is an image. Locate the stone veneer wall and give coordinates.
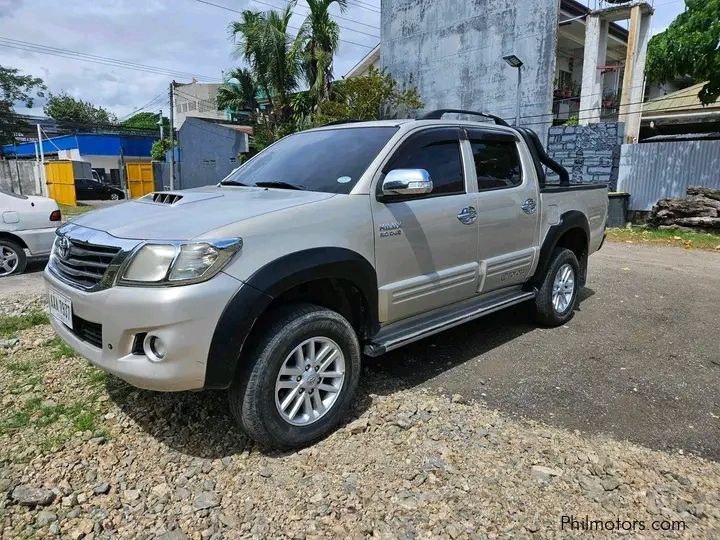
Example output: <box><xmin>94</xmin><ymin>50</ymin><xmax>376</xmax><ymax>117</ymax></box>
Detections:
<box><xmin>546</xmin><ymin>122</ymin><xmax>624</xmax><ymax>190</ymax></box>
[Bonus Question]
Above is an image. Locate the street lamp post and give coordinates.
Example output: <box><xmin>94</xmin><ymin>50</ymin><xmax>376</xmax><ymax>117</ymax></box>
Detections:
<box><xmin>503</xmin><ymin>54</ymin><xmax>524</xmax><ymax>126</ymax></box>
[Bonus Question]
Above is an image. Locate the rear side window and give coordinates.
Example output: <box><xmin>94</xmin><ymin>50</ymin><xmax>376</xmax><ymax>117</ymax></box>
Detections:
<box><xmin>469</xmin><ymin>139</ymin><xmax>523</xmax><ymax>191</ymax></box>
<box><xmin>385</xmin><ymin>128</ymin><xmax>464</xmax><ymax>196</ymax></box>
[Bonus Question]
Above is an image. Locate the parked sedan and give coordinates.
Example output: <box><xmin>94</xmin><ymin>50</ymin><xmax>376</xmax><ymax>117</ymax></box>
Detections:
<box><xmin>0</xmin><ymin>189</ymin><xmax>61</xmax><ymax>276</ymax></box>
<box><xmin>75</xmin><ymin>178</ymin><xmax>126</xmax><ymax>201</ymax></box>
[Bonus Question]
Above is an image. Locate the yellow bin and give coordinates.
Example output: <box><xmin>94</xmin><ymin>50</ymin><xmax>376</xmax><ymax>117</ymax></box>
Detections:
<box><xmin>126</xmin><ymin>162</ymin><xmax>155</xmax><ymax>199</ymax></box>
<box><xmin>45</xmin><ymin>161</ymin><xmax>76</xmax><ymax>207</ymax></box>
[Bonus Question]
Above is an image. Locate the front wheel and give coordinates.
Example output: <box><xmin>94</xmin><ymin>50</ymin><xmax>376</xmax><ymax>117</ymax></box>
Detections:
<box><xmin>530</xmin><ymin>248</ymin><xmax>580</xmax><ymax>326</ymax></box>
<box><xmin>228</xmin><ymin>303</ymin><xmax>361</xmax><ymax>449</ymax></box>
<box><xmin>110</xmin><ymin>193</ymin><xmax>120</xmax><ymax>200</ymax></box>
<box><xmin>0</xmin><ymin>240</ymin><xmax>27</xmax><ymax>277</ymax></box>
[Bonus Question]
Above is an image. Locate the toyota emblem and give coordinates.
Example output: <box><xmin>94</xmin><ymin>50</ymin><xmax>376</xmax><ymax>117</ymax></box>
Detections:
<box><xmin>56</xmin><ymin>236</ymin><xmax>71</xmax><ymax>259</ymax></box>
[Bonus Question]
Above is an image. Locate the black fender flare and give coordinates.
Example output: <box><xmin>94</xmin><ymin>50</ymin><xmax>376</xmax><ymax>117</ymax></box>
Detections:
<box><xmin>531</xmin><ymin>210</ymin><xmax>590</xmax><ymax>286</ymax></box>
<box><xmin>204</xmin><ymin>247</ymin><xmax>378</xmax><ymax>389</ymax></box>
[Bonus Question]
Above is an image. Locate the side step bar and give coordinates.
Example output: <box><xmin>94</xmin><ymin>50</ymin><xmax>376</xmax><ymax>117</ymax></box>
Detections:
<box><xmin>364</xmin><ymin>287</ymin><xmax>536</xmax><ymax>357</ymax></box>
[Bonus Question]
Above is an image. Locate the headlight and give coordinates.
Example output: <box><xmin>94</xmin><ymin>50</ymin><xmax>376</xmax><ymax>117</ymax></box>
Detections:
<box><xmin>118</xmin><ymin>238</ymin><xmax>242</xmax><ymax>286</ymax></box>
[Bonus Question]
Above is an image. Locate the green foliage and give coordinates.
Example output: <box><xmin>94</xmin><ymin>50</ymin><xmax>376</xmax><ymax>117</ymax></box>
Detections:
<box><xmin>646</xmin><ymin>0</ymin><xmax>720</xmax><ymax>104</ymax></box>
<box><xmin>301</xmin><ymin>0</ymin><xmax>346</xmax><ymax>107</ymax></box>
<box><xmin>121</xmin><ymin>111</ymin><xmax>169</xmax><ymax>132</ymax></box>
<box><xmin>564</xmin><ymin>115</ymin><xmax>579</xmax><ymax>127</ymax></box>
<box><xmin>227</xmin><ymin>4</ymin><xmax>423</xmax><ymax>150</ymax></box>
<box><xmin>0</xmin><ymin>65</ymin><xmax>45</xmax><ymax>145</ymax></box>
<box><xmin>151</xmin><ymin>138</ymin><xmax>175</xmax><ymax>161</ymax></box>
<box><xmin>44</xmin><ymin>91</ymin><xmax>117</xmax><ymax>126</ymax></box>
<box><xmin>314</xmin><ymin>66</ymin><xmax>423</xmax><ymax>125</ymax></box>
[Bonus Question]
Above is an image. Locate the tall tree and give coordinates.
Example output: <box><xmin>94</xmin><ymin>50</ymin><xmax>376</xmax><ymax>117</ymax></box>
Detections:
<box><xmin>121</xmin><ymin>111</ymin><xmax>169</xmax><ymax>132</ymax></box>
<box><xmin>44</xmin><ymin>92</ymin><xmax>117</xmax><ymax>126</ymax></box>
<box><xmin>646</xmin><ymin>0</ymin><xmax>720</xmax><ymax>104</ymax></box>
<box><xmin>301</xmin><ymin>0</ymin><xmax>346</xmax><ymax>108</ymax></box>
<box><xmin>230</xmin><ymin>2</ymin><xmax>305</xmax><ymax>124</ymax></box>
<box><xmin>0</xmin><ymin>65</ymin><xmax>45</xmax><ymax>145</ymax></box>
<box><xmin>217</xmin><ymin>68</ymin><xmax>259</xmax><ymax>116</ymax></box>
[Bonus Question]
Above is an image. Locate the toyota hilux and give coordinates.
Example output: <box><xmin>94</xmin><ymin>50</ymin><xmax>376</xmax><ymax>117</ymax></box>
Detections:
<box><xmin>45</xmin><ymin>110</ymin><xmax>608</xmax><ymax>449</ymax></box>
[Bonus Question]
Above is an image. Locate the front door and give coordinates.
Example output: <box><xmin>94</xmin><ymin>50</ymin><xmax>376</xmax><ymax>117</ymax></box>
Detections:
<box><xmin>465</xmin><ymin>129</ymin><xmax>540</xmax><ymax>292</ymax></box>
<box><xmin>371</xmin><ymin>127</ymin><xmax>480</xmax><ymax>323</ymax></box>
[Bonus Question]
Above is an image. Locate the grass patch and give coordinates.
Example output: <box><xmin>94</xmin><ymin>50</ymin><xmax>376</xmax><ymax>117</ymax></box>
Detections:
<box><xmin>59</xmin><ymin>203</ymin><xmax>95</xmax><ymax>220</ymax></box>
<box><xmin>0</xmin><ymin>311</ymin><xmax>49</xmax><ymax>338</ymax></box>
<box><xmin>5</xmin><ymin>360</ymin><xmax>33</xmax><ymax>375</ymax></box>
<box><xmin>607</xmin><ymin>227</ymin><xmax>720</xmax><ymax>251</ymax></box>
<box><xmin>47</xmin><ymin>337</ymin><xmax>77</xmax><ymax>360</ymax></box>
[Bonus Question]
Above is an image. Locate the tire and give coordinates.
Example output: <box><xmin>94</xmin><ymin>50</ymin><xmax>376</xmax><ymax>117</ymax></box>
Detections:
<box><xmin>110</xmin><ymin>193</ymin><xmax>119</xmax><ymax>201</ymax></box>
<box><xmin>530</xmin><ymin>248</ymin><xmax>580</xmax><ymax>327</ymax></box>
<box><xmin>228</xmin><ymin>303</ymin><xmax>361</xmax><ymax>449</ymax></box>
<box><xmin>0</xmin><ymin>240</ymin><xmax>27</xmax><ymax>277</ymax></box>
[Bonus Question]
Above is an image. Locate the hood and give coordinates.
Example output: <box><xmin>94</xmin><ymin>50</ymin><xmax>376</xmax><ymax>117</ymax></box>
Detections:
<box><xmin>69</xmin><ymin>186</ymin><xmax>335</xmax><ymax>240</ymax></box>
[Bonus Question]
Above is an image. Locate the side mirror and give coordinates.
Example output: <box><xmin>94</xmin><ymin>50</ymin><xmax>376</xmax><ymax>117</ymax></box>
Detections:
<box><xmin>381</xmin><ymin>169</ymin><xmax>433</xmax><ymax>197</ymax></box>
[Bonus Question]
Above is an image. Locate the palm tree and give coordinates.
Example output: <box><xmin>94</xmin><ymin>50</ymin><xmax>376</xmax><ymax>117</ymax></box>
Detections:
<box><xmin>230</xmin><ymin>2</ymin><xmax>305</xmax><ymax>124</ymax></box>
<box><xmin>217</xmin><ymin>68</ymin><xmax>259</xmax><ymax>119</ymax></box>
<box><xmin>301</xmin><ymin>0</ymin><xmax>347</xmax><ymax>108</ymax></box>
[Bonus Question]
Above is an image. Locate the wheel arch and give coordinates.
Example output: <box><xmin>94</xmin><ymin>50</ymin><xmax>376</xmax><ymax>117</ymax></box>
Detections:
<box><xmin>204</xmin><ymin>247</ymin><xmax>378</xmax><ymax>389</ymax></box>
<box><xmin>0</xmin><ymin>231</ymin><xmax>28</xmax><ymax>250</ymax></box>
<box><xmin>532</xmin><ymin>210</ymin><xmax>590</xmax><ymax>287</ymax></box>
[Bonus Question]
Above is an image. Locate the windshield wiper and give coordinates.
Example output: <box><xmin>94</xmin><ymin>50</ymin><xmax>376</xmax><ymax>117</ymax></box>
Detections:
<box><xmin>219</xmin><ymin>180</ymin><xmax>248</xmax><ymax>186</ymax></box>
<box><xmin>254</xmin><ymin>181</ymin><xmax>305</xmax><ymax>191</ymax></box>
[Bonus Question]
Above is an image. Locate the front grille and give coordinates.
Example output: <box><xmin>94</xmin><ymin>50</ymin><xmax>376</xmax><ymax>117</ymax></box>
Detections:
<box><xmin>52</xmin><ymin>238</ymin><xmax>121</xmax><ymax>289</ymax></box>
<box><xmin>71</xmin><ymin>315</ymin><xmax>103</xmax><ymax>348</ymax></box>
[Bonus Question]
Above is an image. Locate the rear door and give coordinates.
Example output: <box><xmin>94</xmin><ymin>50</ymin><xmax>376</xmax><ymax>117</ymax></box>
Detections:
<box><xmin>466</xmin><ymin>128</ymin><xmax>540</xmax><ymax>292</ymax></box>
<box><xmin>371</xmin><ymin>127</ymin><xmax>480</xmax><ymax>323</ymax></box>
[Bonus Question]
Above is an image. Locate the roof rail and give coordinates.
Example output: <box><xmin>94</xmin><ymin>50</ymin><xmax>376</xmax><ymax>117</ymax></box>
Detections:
<box><xmin>418</xmin><ymin>109</ymin><xmax>510</xmax><ymax>127</ymax></box>
<box><xmin>322</xmin><ymin>119</ymin><xmax>363</xmax><ymax>126</ymax></box>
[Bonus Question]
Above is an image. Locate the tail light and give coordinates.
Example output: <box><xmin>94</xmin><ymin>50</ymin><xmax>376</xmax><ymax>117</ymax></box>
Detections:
<box><xmin>49</xmin><ymin>210</ymin><xmax>61</xmax><ymax>222</ymax></box>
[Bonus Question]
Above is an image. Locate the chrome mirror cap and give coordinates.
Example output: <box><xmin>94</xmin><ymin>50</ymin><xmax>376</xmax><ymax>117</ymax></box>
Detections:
<box><xmin>382</xmin><ymin>169</ymin><xmax>433</xmax><ymax>197</ymax></box>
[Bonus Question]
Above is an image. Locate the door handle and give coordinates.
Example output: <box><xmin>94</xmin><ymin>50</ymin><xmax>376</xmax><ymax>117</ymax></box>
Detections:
<box><xmin>457</xmin><ymin>206</ymin><xmax>477</xmax><ymax>225</ymax></box>
<box><xmin>521</xmin><ymin>198</ymin><xmax>537</xmax><ymax>215</ymax></box>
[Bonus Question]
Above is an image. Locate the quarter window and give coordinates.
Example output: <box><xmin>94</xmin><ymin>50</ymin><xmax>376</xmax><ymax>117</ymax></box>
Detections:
<box><xmin>385</xmin><ymin>130</ymin><xmax>464</xmax><ymax>196</ymax></box>
<box><xmin>470</xmin><ymin>139</ymin><xmax>523</xmax><ymax>190</ymax></box>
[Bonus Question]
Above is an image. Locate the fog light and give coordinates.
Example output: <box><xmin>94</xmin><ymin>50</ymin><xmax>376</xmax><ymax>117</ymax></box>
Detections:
<box><xmin>143</xmin><ymin>334</ymin><xmax>166</xmax><ymax>362</ymax></box>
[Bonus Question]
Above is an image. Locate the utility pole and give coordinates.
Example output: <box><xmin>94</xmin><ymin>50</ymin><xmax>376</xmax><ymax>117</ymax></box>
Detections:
<box><xmin>36</xmin><ymin>123</ymin><xmax>47</xmax><ymax>196</ymax></box>
<box><xmin>158</xmin><ymin>109</ymin><xmax>164</xmax><ymax>140</ymax></box>
<box><xmin>169</xmin><ymin>81</ymin><xmax>176</xmax><ymax>191</ymax></box>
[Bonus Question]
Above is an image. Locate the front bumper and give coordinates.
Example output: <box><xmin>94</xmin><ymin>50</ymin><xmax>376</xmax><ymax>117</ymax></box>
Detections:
<box><xmin>44</xmin><ymin>268</ymin><xmax>243</xmax><ymax>391</ymax></box>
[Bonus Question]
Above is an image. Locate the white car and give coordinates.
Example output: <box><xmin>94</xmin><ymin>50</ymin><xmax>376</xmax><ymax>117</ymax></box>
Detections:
<box><xmin>0</xmin><ymin>189</ymin><xmax>61</xmax><ymax>276</ymax></box>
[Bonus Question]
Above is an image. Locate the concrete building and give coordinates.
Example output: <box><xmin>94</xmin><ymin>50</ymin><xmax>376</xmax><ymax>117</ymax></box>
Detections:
<box><xmin>173</xmin><ymin>81</ymin><xmax>228</xmax><ymax>128</ymax></box>
<box><xmin>347</xmin><ymin>0</ymin><xmax>646</xmax><ymax>140</ymax></box>
<box><xmin>0</xmin><ymin>133</ymin><xmax>157</xmax><ymax>185</ymax></box>
<box><xmin>170</xmin><ymin>118</ymin><xmax>250</xmax><ymax>190</ymax></box>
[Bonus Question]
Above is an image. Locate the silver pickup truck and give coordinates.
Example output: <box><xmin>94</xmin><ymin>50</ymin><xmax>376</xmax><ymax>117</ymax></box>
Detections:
<box><xmin>45</xmin><ymin>110</ymin><xmax>608</xmax><ymax>449</ymax></box>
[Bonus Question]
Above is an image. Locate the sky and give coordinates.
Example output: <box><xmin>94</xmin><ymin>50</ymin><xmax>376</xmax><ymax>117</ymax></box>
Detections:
<box><xmin>0</xmin><ymin>0</ymin><xmax>686</xmax><ymax>119</ymax></box>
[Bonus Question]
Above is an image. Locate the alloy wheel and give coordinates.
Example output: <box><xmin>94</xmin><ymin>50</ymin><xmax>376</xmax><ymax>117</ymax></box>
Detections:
<box><xmin>0</xmin><ymin>246</ymin><xmax>19</xmax><ymax>276</ymax></box>
<box><xmin>551</xmin><ymin>263</ymin><xmax>575</xmax><ymax>313</ymax></box>
<box><xmin>274</xmin><ymin>337</ymin><xmax>346</xmax><ymax>426</ymax></box>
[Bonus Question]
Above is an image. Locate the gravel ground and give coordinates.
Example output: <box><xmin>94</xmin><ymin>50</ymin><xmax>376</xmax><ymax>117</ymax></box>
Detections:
<box><xmin>1</xmin><ymin>244</ymin><xmax>720</xmax><ymax>538</ymax></box>
<box><xmin>0</xmin><ymin>317</ymin><xmax>719</xmax><ymax>538</ymax></box>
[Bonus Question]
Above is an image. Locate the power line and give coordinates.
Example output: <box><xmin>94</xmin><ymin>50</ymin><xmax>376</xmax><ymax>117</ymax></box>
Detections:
<box><xmin>0</xmin><ymin>36</ymin><xmax>217</xmax><ymax>81</ymax></box>
<box><xmin>119</xmin><ymin>92</ymin><xmax>169</xmax><ymax>121</ymax></box>
<box><xmin>347</xmin><ymin>0</ymin><xmax>380</xmax><ymax>14</ymax></box>
<box><xmin>193</xmin><ymin>0</ymin><xmax>378</xmax><ymax>48</ymax></box>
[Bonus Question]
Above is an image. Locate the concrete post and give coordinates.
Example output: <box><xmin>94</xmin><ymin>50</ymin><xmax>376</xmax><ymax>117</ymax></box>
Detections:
<box><xmin>618</xmin><ymin>4</ymin><xmax>653</xmax><ymax>143</ymax></box>
<box><xmin>578</xmin><ymin>15</ymin><xmax>608</xmax><ymax>125</ymax></box>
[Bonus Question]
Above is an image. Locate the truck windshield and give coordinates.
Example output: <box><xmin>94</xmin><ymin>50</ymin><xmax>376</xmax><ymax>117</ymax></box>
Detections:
<box><xmin>221</xmin><ymin>126</ymin><xmax>398</xmax><ymax>194</ymax></box>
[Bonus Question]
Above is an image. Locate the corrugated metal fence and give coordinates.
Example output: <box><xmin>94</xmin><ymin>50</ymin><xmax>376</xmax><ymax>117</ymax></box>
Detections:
<box><xmin>617</xmin><ymin>140</ymin><xmax>720</xmax><ymax>211</ymax></box>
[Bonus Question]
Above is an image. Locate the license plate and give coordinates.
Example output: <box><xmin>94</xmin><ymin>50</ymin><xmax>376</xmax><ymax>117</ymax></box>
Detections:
<box><xmin>48</xmin><ymin>288</ymin><xmax>73</xmax><ymax>330</ymax></box>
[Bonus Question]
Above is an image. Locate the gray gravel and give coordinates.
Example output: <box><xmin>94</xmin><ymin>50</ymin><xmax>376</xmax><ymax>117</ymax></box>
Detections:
<box><xmin>367</xmin><ymin>242</ymin><xmax>720</xmax><ymax>460</ymax></box>
<box><xmin>1</xmin><ymin>243</ymin><xmax>719</xmax><ymax>538</ymax></box>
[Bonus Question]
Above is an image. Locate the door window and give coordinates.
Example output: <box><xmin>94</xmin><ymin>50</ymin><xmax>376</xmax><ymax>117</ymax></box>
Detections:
<box><xmin>469</xmin><ymin>137</ymin><xmax>523</xmax><ymax>191</ymax></box>
<box><xmin>383</xmin><ymin>128</ymin><xmax>464</xmax><ymax>197</ymax></box>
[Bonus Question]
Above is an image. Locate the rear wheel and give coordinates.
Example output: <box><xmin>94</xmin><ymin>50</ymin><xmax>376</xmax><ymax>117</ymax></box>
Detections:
<box><xmin>530</xmin><ymin>248</ymin><xmax>579</xmax><ymax>326</ymax></box>
<box><xmin>228</xmin><ymin>303</ymin><xmax>361</xmax><ymax>449</ymax></box>
<box><xmin>110</xmin><ymin>192</ymin><xmax>120</xmax><ymax>200</ymax></box>
<box><xmin>0</xmin><ymin>240</ymin><xmax>27</xmax><ymax>277</ymax></box>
